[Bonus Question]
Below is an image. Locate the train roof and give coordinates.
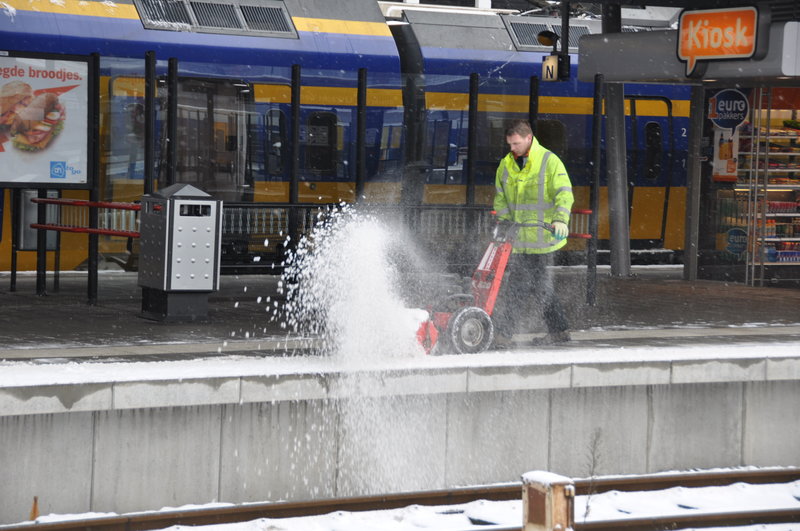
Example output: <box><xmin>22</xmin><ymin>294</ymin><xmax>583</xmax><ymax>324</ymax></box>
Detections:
<box><xmin>1</xmin><ymin>0</ymin><xmax>401</xmax><ymax>74</ymax></box>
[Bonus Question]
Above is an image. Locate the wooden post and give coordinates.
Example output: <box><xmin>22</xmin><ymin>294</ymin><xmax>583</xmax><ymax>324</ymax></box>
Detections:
<box><xmin>522</xmin><ymin>471</ymin><xmax>574</xmax><ymax>531</ymax></box>
<box><xmin>29</xmin><ymin>496</ymin><xmax>39</xmax><ymax>520</ymax></box>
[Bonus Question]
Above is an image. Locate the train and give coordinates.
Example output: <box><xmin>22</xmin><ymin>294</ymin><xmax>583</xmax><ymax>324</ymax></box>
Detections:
<box><xmin>0</xmin><ymin>0</ymin><xmax>691</xmax><ymax>271</ymax></box>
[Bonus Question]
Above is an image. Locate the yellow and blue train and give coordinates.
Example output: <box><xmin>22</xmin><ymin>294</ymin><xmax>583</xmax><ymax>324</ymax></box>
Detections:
<box><xmin>0</xmin><ymin>0</ymin><xmax>691</xmax><ymax>270</ymax></box>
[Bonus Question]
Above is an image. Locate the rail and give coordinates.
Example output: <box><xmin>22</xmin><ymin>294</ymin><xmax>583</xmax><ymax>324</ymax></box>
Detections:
<box><xmin>23</xmin><ymin>199</ymin><xmax>595</xmax><ymax>302</ymax></box>
<box><xmin>8</xmin><ymin>468</ymin><xmax>798</xmax><ymax>531</ymax></box>
<box><xmin>221</xmin><ymin>203</ymin><xmax>593</xmax><ymax>270</ymax></box>
<box><xmin>29</xmin><ymin>198</ymin><xmax>141</xmax><ymax>238</ymax></box>
<box><xmin>28</xmin><ymin>199</ymin><xmax>592</xmax><ymax>251</ymax></box>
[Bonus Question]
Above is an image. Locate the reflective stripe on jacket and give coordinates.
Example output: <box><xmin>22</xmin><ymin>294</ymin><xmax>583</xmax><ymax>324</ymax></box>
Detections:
<box><xmin>493</xmin><ymin>137</ymin><xmax>574</xmax><ymax>254</ymax></box>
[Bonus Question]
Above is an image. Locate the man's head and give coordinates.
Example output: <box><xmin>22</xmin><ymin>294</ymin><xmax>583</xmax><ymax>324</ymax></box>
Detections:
<box><xmin>505</xmin><ymin>120</ymin><xmax>533</xmax><ymax>157</ymax></box>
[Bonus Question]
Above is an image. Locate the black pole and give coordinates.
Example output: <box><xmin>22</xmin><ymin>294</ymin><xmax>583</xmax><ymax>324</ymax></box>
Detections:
<box><xmin>166</xmin><ymin>57</ymin><xmax>178</xmax><ymax>187</ymax></box>
<box><xmin>88</xmin><ymin>52</ymin><xmax>100</xmax><ymax>305</ymax></box>
<box><xmin>35</xmin><ymin>188</ymin><xmax>46</xmax><ymax>296</ymax></box>
<box><xmin>9</xmin><ymin>189</ymin><xmax>19</xmax><ymax>291</ymax></box>
<box><xmin>466</xmin><ymin>73</ymin><xmax>479</xmax><ymax>207</ymax></box>
<box><xmin>529</xmin><ymin>76</ymin><xmax>539</xmax><ymax>136</ymax></box>
<box><xmin>54</xmin><ymin>190</ymin><xmax>61</xmax><ymax>293</ymax></box>
<box><xmin>602</xmin><ymin>3</ymin><xmax>622</xmax><ymax>33</ymax></box>
<box><xmin>356</xmin><ymin>67</ymin><xmax>367</xmax><ymax>201</ymax></box>
<box><xmin>560</xmin><ymin>1</ymin><xmax>570</xmax><ymax>80</ymax></box>
<box><xmin>144</xmin><ymin>50</ymin><xmax>156</xmax><ymax>195</ymax></box>
<box><xmin>587</xmin><ymin>73</ymin><xmax>603</xmax><ymax>306</ymax></box>
<box><xmin>289</xmin><ymin>64</ymin><xmax>301</xmax><ymax>242</ymax></box>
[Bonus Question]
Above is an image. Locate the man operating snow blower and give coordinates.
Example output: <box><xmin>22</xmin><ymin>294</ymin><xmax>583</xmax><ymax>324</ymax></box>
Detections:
<box><xmin>492</xmin><ymin>119</ymin><xmax>574</xmax><ymax>348</ymax></box>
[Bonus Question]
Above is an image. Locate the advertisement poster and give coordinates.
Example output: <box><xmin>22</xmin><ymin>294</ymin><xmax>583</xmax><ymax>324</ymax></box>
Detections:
<box><xmin>0</xmin><ymin>54</ymin><xmax>88</xmax><ymax>186</ymax></box>
<box><xmin>708</xmin><ymin>88</ymin><xmax>749</xmax><ymax>183</ymax></box>
<box><xmin>712</xmin><ymin>126</ymin><xmax>740</xmax><ymax>182</ymax></box>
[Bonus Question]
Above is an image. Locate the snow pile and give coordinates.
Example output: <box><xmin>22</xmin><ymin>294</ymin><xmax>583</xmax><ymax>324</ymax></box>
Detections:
<box><xmin>32</xmin><ymin>481</ymin><xmax>800</xmax><ymax>530</ymax></box>
<box><xmin>277</xmin><ymin>204</ymin><xmax>427</xmax><ymax>360</ymax></box>
<box><xmin>575</xmin><ymin>480</ymin><xmax>800</xmax><ymax>522</ymax></box>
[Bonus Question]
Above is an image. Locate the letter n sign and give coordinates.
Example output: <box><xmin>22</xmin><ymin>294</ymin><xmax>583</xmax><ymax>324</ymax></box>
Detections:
<box><xmin>542</xmin><ymin>55</ymin><xmax>559</xmax><ymax>82</ymax></box>
<box><xmin>677</xmin><ymin>7</ymin><xmax>759</xmax><ymax>77</ymax></box>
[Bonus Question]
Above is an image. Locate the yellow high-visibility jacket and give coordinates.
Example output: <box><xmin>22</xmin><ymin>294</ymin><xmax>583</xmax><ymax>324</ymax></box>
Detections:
<box><xmin>493</xmin><ymin>137</ymin><xmax>574</xmax><ymax>254</ymax></box>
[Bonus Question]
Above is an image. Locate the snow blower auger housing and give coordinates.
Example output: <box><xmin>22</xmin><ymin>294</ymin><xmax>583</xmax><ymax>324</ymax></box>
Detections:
<box><xmin>416</xmin><ymin>219</ymin><xmax>554</xmax><ymax>355</ymax></box>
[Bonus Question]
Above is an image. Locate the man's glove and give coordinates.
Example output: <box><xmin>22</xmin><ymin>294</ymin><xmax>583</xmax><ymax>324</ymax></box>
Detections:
<box><xmin>552</xmin><ymin>221</ymin><xmax>569</xmax><ymax>240</ymax></box>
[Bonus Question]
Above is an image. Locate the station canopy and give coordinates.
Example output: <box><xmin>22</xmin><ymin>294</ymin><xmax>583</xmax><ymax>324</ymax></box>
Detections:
<box><xmin>575</xmin><ymin>0</ymin><xmax>800</xmax><ymax>86</ymax></box>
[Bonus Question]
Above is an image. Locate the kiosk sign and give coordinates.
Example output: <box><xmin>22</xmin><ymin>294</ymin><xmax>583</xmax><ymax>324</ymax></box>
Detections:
<box><xmin>678</xmin><ymin>7</ymin><xmax>758</xmax><ymax>77</ymax></box>
<box><xmin>0</xmin><ymin>54</ymin><xmax>89</xmax><ymax>187</ymax></box>
<box><xmin>708</xmin><ymin>89</ymin><xmax>749</xmax><ymax>131</ymax></box>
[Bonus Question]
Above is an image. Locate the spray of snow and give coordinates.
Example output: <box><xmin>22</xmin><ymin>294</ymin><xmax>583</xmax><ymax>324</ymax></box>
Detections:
<box><xmin>277</xmin><ymin>204</ymin><xmax>427</xmax><ymax>361</ymax></box>
<box><xmin>274</xmin><ymin>204</ymin><xmax>437</xmax><ymax>495</ymax></box>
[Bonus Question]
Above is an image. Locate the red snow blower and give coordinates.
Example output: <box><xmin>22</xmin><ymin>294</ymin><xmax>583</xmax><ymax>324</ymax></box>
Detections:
<box><xmin>416</xmin><ymin>217</ymin><xmax>557</xmax><ymax>355</ymax></box>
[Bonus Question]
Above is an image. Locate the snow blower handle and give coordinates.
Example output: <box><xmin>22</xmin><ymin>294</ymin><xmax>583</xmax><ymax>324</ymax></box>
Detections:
<box><xmin>490</xmin><ymin>212</ymin><xmax>555</xmax><ymax>239</ymax></box>
<box><xmin>518</xmin><ymin>221</ymin><xmax>555</xmax><ymax>232</ymax></box>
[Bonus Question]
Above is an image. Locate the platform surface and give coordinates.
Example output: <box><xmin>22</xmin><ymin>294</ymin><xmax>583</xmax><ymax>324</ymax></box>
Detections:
<box><xmin>1</xmin><ymin>266</ymin><xmax>799</xmax><ymax>361</ymax></box>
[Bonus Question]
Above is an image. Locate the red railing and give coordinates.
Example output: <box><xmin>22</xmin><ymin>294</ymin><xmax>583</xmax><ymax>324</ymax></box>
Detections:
<box><xmin>29</xmin><ymin>197</ymin><xmax>142</xmax><ymax>238</ymax></box>
<box><xmin>568</xmin><ymin>209</ymin><xmax>593</xmax><ymax>239</ymax></box>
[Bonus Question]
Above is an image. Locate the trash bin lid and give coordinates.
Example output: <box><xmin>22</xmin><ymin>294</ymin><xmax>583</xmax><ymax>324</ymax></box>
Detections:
<box><xmin>150</xmin><ymin>183</ymin><xmax>213</xmax><ymax>200</ymax></box>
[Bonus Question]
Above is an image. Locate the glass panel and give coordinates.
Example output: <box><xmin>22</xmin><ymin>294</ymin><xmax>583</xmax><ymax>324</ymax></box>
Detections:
<box><xmin>536</xmin><ymin>119</ymin><xmax>568</xmax><ymax>159</ymax></box>
<box><xmin>107</xmin><ymin>57</ymin><xmax>167</xmax><ymax>202</ymax></box>
<box><xmin>172</xmin><ymin>78</ymin><xmax>251</xmax><ymax>202</ymax></box>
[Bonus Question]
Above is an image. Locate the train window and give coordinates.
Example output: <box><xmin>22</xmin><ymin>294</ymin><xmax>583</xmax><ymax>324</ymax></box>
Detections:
<box><xmin>487</xmin><ymin>120</ymin><xmax>507</xmax><ymax>161</ymax></box>
<box><xmin>265</xmin><ymin>109</ymin><xmax>286</xmax><ymax>177</ymax></box>
<box><xmin>169</xmin><ymin>78</ymin><xmax>251</xmax><ymax>201</ymax></box>
<box><xmin>431</xmin><ymin>120</ymin><xmax>451</xmax><ymax>169</ymax></box>
<box><xmin>536</xmin><ymin>119</ymin><xmax>567</xmax><ymax>159</ymax></box>
<box><xmin>305</xmin><ymin>112</ymin><xmax>337</xmax><ymax>175</ymax></box>
<box><xmin>644</xmin><ymin>121</ymin><xmax>663</xmax><ymax>180</ymax></box>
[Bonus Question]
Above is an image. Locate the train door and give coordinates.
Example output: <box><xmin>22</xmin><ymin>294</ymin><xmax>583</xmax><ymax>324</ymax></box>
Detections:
<box><xmin>626</xmin><ymin>95</ymin><xmax>677</xmax><ymax>250</ymax></box>
<box><xmin>172</xmin><ymin>78</ymin><xmax>252</xmax><ymax>202</ymax></box>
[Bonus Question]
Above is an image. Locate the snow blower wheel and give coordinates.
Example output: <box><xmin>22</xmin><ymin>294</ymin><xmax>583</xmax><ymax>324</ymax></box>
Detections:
<box><xmin>447</xmin><ymin>306</ymin><xmax>494</xmax><ymax>354</ymax></box>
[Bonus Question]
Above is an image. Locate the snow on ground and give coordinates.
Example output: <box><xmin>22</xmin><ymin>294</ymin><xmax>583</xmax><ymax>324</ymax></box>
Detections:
<box><xmin>27</xmin><ymin>479</ymin><xmax>800</xmax><ymax>531</ymax></box>
<box><xmin>1</xmin><ymin>340</ymin><xmax>799</xmax><ymax>387</ymax></box>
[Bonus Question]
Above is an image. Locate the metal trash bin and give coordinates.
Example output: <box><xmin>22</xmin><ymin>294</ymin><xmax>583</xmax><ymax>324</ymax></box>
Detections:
<box><xmin>138</xmin><ymin>183</ymin><xmax>222</xmax><ymax>321</ymax></box>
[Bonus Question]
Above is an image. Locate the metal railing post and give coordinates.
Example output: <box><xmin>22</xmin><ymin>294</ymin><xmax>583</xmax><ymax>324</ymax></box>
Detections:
<box><xmin>588</xmin><ymin>73</ymin><xmax>603</xmax><ymax>305</ymax></box>
<box><xmin>529</xmin><ymin>76</ymin><xmax>539</xmax><ymax>135</ymax></box>
<box><xmin>356</xmin><ymin>68</ymin><xmax>367</xmax><ymax>201</ymax></box>
<box><xmin>467</xmin><ymin>73</ymin><xmax>478</xmax><ymax>207</ymax></box>
<box><xmin>289</xmin><ymin>64</ymin><xmax>301</xmax><ymax>244</ymax></box>
<box><xmin>166</xmin><ymin>57</ymin><xmax>178</xmax><ymax>187</ymax></box>
<box><xmin>88</xmin><ymin>52</ymin><xmax>100</xmax><ymax>305</ymax></box>
<box><xmin>144</xmin><ymin>51</ymin><xmax>156</xmax><ymax>195</ymax></box>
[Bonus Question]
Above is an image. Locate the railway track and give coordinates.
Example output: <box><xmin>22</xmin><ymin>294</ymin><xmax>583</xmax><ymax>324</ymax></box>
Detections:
<box><xmin>7</xmin><ymin>468</ymin><xmax>800</xmax><ymax>531</ymax></box>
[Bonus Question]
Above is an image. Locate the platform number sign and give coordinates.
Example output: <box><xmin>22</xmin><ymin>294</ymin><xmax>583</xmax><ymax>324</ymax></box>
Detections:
<box><xmin>542</xmin><ymin>55</ymin><xmax>559</xmax><ymax>82</ymax></box>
